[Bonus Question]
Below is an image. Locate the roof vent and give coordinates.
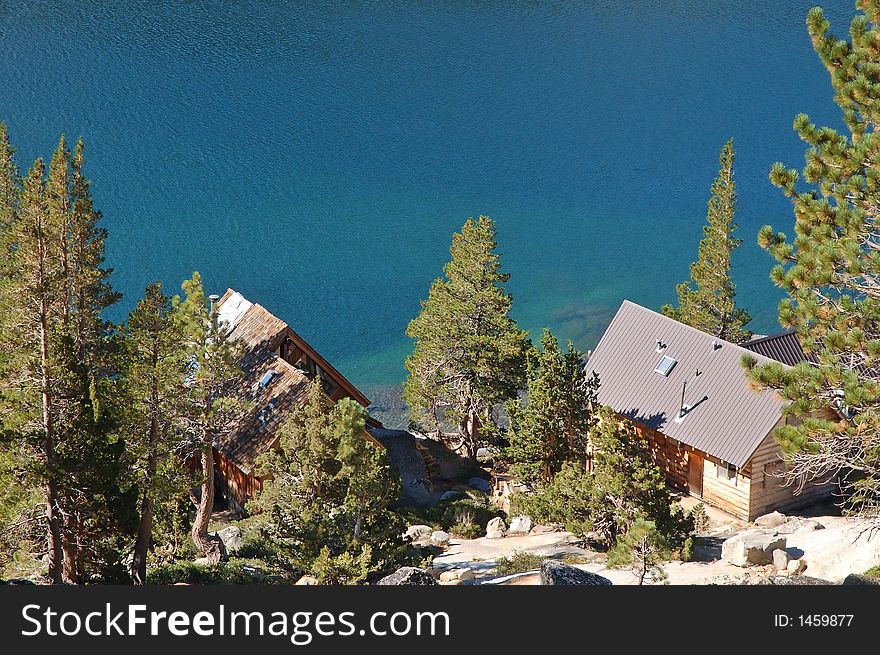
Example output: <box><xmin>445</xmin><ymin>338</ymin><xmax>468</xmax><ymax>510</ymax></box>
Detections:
<box><xmin>712</xmin><ymin>340</ymin><xmax>722</xmax><ymax>351</ymax></box>
<box><xmin>653</xmin><ymin>354</ymin><xmax>677</xmax><ymax>377</ymax></box>
<box><xmin>655</xmin><ymin>339</ymin><xmax>666</xmax><ymax>353</ymax></box>
<box><xmin>259</xmin><ymin>369</ymin><xmax>279</xmax><ymax>389</ymax></box>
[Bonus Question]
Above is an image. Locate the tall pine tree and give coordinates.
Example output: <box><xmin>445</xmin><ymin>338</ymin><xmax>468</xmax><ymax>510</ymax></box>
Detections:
<box><xmin>404</xmin><ymin>216</ymin><xmax>530</xmax><ymax>458</ymax></box>
<box><xmin>173</xmin><ymin>273</ymin><xmax>244</xmax><ymax>562</ymax></box>
<box><xmin>506</xmin><ymin>329</ymin><xmax>599</xmax><ymax>487</ymax></box>
<box><xmin>747</xmin><ymin>2</ymin><xmax>880</xmax><ymax>519</ymax></box>
<box><xmin>662</xmin><ymin>139</ymin><xmax>752</xmax><ymax>342</ymax></box>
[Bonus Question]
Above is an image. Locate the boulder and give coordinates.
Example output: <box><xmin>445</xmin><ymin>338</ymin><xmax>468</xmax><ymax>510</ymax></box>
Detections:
<box><xmin>216</xmin><ymin>526</ymin><xmax>245</xmax><ymax>555</ymax></box>
<box><xmin>405</xmin><ymin>524</ymin><xmax>434</xmax><ymax>541</ymax></box>
<box><xmin>438</xmin><ymin>568</ymin><xmax>475</xmax><ymax>584</ymax></box>
<box><xmin>468</xmin><ymin>477</ymin><xmax>491</xmax><ymax>493</ymax></box>
<box><xmin>295</xmin><ymin>576</ymin><xmax>319</xmax><ymax>586</ymax></box>
<box><xmin>754</xmin><ymin>511</ymin><xmax>787</xmax><ymax>528</ymax></box>
<box><xmin>540</xmin><ymin>560</ymin><xmax>612</xmax><ymax>586</ymax></box>
<box><xmin>787</xmin><ymin>558</ymin><xmax>808</xmax><ymax>575</ymax></box>
<box><xmin>841</xmin><ymin>573</ymin><xmax>880</xmax><ymax>586</ymax></box>
<box><xmin>485</xmin><ymin>517</ymin><xmax>507</xmax><ymax>539</ymax></box>
<box><xmin>508</xmin><ymin>516</ymin><xmax>533</xmax><ymax>535</ymax></box>
<box><xmin>376</xmin><ymin>567</ymin><xmax>437</xmax><ymax>586</ymax></box>
<box><xmin>430</xmin><ymin>530</ymin><xmax>450</xmax><ymax>547</ymax></box>
<box><xmin>721</xmin><ymin>529</ymin><xmax>787</xmax><ymax>567</ymax></box>
<box><xmin>772</xmin><ymin>549</ymin><xmax>791</xmax><ymax>571</ymax></box>
<box><xmin>439</xmin><ymin>490</ymin><xmax>464</xmax><ymax>502</ymax></box>
<box><xmin>775</xmin><ymin>518</ymin><xmax>825</xmax><ymax>534</ymax></box>
<box><xmin>475</xmin><ymin>448</ymin><xmax>492</xmax><ymax>460</ymax></box>
<box><xmin>753</xmin><ymin>575</ymin><xmax>831</xmax><ymax>586</ymax></box>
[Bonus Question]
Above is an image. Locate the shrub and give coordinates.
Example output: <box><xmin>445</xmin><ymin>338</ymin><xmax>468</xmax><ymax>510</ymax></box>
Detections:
<box><xmin>449</xmin><ymin>522</ymin><xmax>482</xmax><ymax>539</ymax></box>
<box><xmin>401</xmin><ymin>496</ymin><xmax>501</xmax><ymax>535</ymax></box>
<box><xmin>147</xmin><ymin>560</ymin><xmax>280</xmax><ymax>585</ymax></box>
<box><xmin>688</xmin><ymin>503</ymin><xmax>710</xmax><ymax>533</ymax></box>
<box><xmin>864</xmin><ymin>565</ymin><xmax>880</xmax><ymax>579</ymax></box>
<box><xmin>494</xmin><ymin>551</ymin><xmax>544</xmax><ymax>576</ymax></box>
<box><xmin>679</xmin><ymin>536</ymin><xmax>696</xmax><ymax>562</ymax></box>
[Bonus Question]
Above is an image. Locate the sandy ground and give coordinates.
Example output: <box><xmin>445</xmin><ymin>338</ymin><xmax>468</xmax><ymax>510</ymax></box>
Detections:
<box><xmin>431</xmin><ymin>502</ymin><xmax>880</xmax><ymax>585</ymax></box>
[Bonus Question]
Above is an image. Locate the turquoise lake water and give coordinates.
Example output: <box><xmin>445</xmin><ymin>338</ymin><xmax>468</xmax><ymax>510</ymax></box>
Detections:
<box><xmin>0</xmin><ymin>1</ymin><xmax>855</xmax><ymax>416</ymax></box>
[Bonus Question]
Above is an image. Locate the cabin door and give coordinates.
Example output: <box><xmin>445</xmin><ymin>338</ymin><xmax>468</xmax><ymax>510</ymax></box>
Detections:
<box><xmin>687</xmin><ymin>451</ymin><xmax>703</xmax><ymax>497</ymax></box>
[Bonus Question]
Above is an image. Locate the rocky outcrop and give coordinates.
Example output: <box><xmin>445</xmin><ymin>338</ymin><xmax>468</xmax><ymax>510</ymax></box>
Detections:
<box><xmin>485</xmin><ymin>517</ymin><xmax>507</xmax><ymax>539</ymax></box>
<box><xmin>406</xmin><ymin>525</ymin><xmax>434</xmax><ymax>542</ymax></box>
<box><xmin>468</xmin><ymin>477</ymin><xmax>491</xmax><ymax>493</ymax></box>
<box><xmin>772</xmin><ymin>549</ymin><xmax>791</xmax><ymax>571</ymax></box>
<box><xmin>438</xmin><ymin>568</ymin><xmax>475</xmax><ymax>585</ymax></box>
<box><xmin>841</xmin><ymin>573</ymin><xmax>880</xmax><ymax>585</ymax></box>
<box><xmin>376</xmin><ymin>567</ymin><xmax>437</xmax><ymax>586</ymax></box>
<box><xmin>295</xmin><ymin>575</ymin><xmax>319</xmax><ymax>585</ymax></box>
<box><xmin>508</xmin><ymin>516</ymin><xmax>533</xmax><ymax>535</ymax></box>
<box><xmin>216</xmin><ymin>526</ymin><xmax>245</xmax><ymax>555</ymax></box>
<box><xmin>721</xmin><ymin>529</ymin><xmax>786</xmax><ymax>567</ymax></box>
<box><xmin>787</xmin><ymin>558</ymin><xmax>808</xmax><ymax>575</ymax></box>
<box><xmin>540</xmin><ymin>560</ymin><xmax>612</xmax><ymax>586</ymax></box>
<box><xmin>430</xmin><ymin>530</ymin><xmax>450</xmax><ymax>547</ymax></box>
<box><xmin>754</xmin><ymin>511</ymin><xmax>787</xmax><ymax>529</ymax></box>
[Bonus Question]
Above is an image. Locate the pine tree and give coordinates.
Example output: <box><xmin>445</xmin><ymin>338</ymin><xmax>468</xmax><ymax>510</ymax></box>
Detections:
<box><xmin>607</xmin><ymin>518</ymin><xmax>670</xmax><ymax>585</ymax></box>
<box><xmin>404</xmin><ymin>216</ymin><xmax>530</xmax><ymax>458</ymax></box>
<box><xmin>123</xmin><ymin>283</ymin><xmax>190</xmax><ymax>584</ymax></box>
<box><xmin>506</xmin><ymin>329</ymin><xmax>599</xmax><ymax>487</ymax></box>
<box><xmin>662</xmin><ymin>139</ymin><xmax>752</xmax><ymax>342</ymax></box>
<box><xmin>0</xmin><ymin>122</ymin><xmax>18</xmax><ymax>241</ymax></box>
<box><xmin>173</xmin><ymin>272</ymin><xmax>244</xmax><ymax>562</ymax></box>
<box><xmin>747</xmin><ymin>2</ymin><xmax>880</xmax><ymax>519</ymax></box>
<box><xmin>251</xmin><ymin>381</ymin><xmax>411</xmax><ymax>583</ymax></box>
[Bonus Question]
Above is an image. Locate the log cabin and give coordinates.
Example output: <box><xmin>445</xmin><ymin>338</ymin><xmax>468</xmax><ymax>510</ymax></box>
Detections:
<box><xmin>585</xmin><ymin>300</ymin><xmax>839</xmax><ymax>521</ymax></box>
<box><xmin>210</xmin><ymin>289</ymin><xmax>381</xmax><ymax>515</ymax></box>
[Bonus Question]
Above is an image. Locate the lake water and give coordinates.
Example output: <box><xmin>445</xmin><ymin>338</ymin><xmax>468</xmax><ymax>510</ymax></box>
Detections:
<box><xmin>0</xmin><ymin>1</ymin><xmax>854</xmax><ymax>421</ymax></box>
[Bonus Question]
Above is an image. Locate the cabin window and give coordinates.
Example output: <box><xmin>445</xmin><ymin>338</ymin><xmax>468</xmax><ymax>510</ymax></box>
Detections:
<box><xmin>717</xmin><ymin>461</ymin><xmax>736</xmax><ymax>481</ymax></box>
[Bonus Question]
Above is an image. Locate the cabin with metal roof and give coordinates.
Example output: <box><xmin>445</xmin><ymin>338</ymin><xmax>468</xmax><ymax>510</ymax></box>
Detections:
<box><xmin>211</xmin><ymin>289</ymin><xmax>380</xmax><ymax>515</ymax></box>
<box><xmin>586</xmin><ymin>300</ymin><xmax>837</xmax><ymax>521</ymax></box>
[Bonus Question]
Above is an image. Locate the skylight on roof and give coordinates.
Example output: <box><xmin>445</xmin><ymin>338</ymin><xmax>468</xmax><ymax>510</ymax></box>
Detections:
<box><xmin>654</xmin><ymin>354</ymin><xmax>677</xmax><ymax>377</ymax></box>
<box><xmin>259</xmin><ymin>369</ymin><xmax>279</xmax><ymax>389</ymax></box>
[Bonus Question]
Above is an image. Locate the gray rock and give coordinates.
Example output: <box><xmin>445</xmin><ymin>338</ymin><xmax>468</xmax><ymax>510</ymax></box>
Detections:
<box><xmin>841</xmin><ymin>573</ymin><xmax>880</xmax><ymax>586</ymax></box>
<box><xmin>721</xmin><ymin>529</ymin><xmax>787</xmax><ymax>567</ymax></box>
<box><xmin>438</xmin><ymin>568</ymin><xmax>474</xmax><ymax>583</ymax></box>
<box><xmin>439</xmin><ymin>490</ymin><xmax>464</xmax><ymax>502</ymax></box>
<box><xmin>376</xmin><ymin>567</ymin><xmax>437</xmax><ymax>586</ymax></box>
<box><xmin>540</xmin><ymin>560</ymin><xmax>612</xmax><ymax>586</ymax></box>
<box><xmin>468</xmin><ymin>477</ymin><xmax>491</xmax><ymax>493</ymax></box>
<box><xmin>508</xmin><ymin>516</ymin><xmax>533</xmax><ymax>535</ymax></box>
<box><xmin>775</xmin><ymin>518</ymin><xmax>825</xmax><ymax>534</ymax></box>
<box><xmin>295</xmin><ymin>576</ymin><xmax>319</xmax><ymax>585</ymax></box>
<box><xmin>787</xmin><ymin>558</ymin><xmax>808</xmax><ymax>575</ymax></box>
<box><xmin>476</xmin><ymin>448</ymin><xmax>492</xmax><ymax>460</ymax></box>
<box><xmin>485</xmin><ymin>517</ymin><xmax>507</xmax><ymax>539</ymax></box>
<box><xmin>216</xmin><ymin>526</ymin><xmax>245</xmax><ymax>555</ymax></box>
<box><xmin>752</xmin><ymin>575</ymin><xmax>832</xmax><ymax>586</ymax></box>
<box><xmin>772</xmin><ymin>549</ymin><xmax>791</xmax><ymax>571</ymax></box>
<box><xmin>405</xmin><ymin>524</ymin><xmax>434</xmax><ymax>541</ymax></box>
<box><xmin>430</xmin><ymin>530</ymin><xmax>450</xmax><ymax>547</ymax></box>
<box><xmin>754</xmin><ymin>511</ymin><xmax>787</xmax><ymax>528</ymax></box>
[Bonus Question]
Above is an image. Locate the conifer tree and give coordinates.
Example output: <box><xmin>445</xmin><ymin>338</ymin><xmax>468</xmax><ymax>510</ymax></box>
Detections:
<box><xmin>506</xmin><ymin>329</ymin><xmax>599</xmax><ymax>487</ymax></box>
<box><xmin>173</xmin><ymin>273</ymin><xmax>244</xmax><ymax>562</ymax></box>
<box><xmin>404</xmin><ymin>216</ymin><xmax>530</xmax><ymax>458</ymax></box>
<box><xmin>0</xmin><ymin>122</ymin><xmax>18</xmax><ymax>241</ymax></box>
<box><xmin>607</xmin><ymin>518</ymin><xmax>670</xmax><ymax>585</ymax></box>
<box><xmin>123</xmin><ymin>283</ymin><xmax>190</xmax><ymax>584</ymax></box>
<box><xmin>747</xmin><ymin>2</ymin><xmax>880</xmax><ymax>519</ymax></box>
<box><xmin>251</xmin><ymin>381</ymin><xmax>411</xmax><ymax>583</ymax></box>
<box><xmin>663</xmin><ymin>139</ymin><xmax>752</xmax><ymax>342</ymax></box>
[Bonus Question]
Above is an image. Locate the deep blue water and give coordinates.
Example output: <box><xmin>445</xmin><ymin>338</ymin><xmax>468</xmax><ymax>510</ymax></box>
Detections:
<box><xmin>0</xmin><ymin>1</ymin><xmax>856</xmax><ymax>413</ymax></box>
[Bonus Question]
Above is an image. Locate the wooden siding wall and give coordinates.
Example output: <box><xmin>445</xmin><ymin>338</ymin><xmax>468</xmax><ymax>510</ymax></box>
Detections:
<box><xmin>635</xmin><ymin>425</ymin><xmax>688</xmax><ymax>491</ymax></box>
<box><xmin>215</xmin><ymin>449</ymin><xmax>261</xmax><ymax>516</ymax></box>
<box><xmin>701</xmin><ymin>454</ymin><xmax>752</xmax><ymax>520</ymax></box>
<box><xmin>747</xmin><ymin>414</ymin><xmax>836</xmax><ymax>519</ymax></box>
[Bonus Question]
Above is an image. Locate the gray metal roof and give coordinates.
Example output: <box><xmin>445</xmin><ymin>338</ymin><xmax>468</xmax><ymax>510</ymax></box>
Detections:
<box><xmin>739</xmin><ymin>330</ymin><xmax>817</xmax><ymax>366</ymax></box>
<box><xmin>585</xmin><ymin>300</ymin><xmax>785</xmax><ymax>468</ymax></box>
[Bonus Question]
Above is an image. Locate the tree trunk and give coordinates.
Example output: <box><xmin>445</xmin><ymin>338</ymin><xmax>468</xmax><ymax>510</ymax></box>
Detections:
<box><xmin>131</xmin><ymin>489</ymin><xmax>153</xmax><ymax>585</ymax></box>
<box><xmin>39</xmin><ymin>293</ymin><xmax>63</xmax><ymax>585</ymax></box>
<box><xmin>191</xmin><ymin>441</ymin><xmax>225</xmax><ymax>563</ymax></box>
<box><xmin>62</xmin><ymin>513</ymin><xmax>79</xmax><ymax>584</ymax></box>
<box><xmin>461</xmin><ymin>408</ymin><xmax>480</xmax><ymax>459</ymax></box>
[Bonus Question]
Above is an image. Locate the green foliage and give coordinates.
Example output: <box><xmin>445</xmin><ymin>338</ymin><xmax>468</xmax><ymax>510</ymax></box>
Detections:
<box><xmin>864</xmin><ymin>565</ymin><xmax>880</xmax><ymax>579</ymax></box>
<box><xmin>513</xmin><ymin>411</ymin><xmax>694</xmax><ymax>547</ymax></box>
<box><xmin>250</xmin><ymin>381</ymin><xmax>418</xmax><ymax>583</ymax></box>
<box><xmin>404</xmin><ymin>216</ymin><xmax>530</xmax><ymax>457</ymax></box>
<box><xmin>146</xmin><ymin>560</ymin><xmax>290</xmax><ymax>585</ymax></box>
<box><xmin>688</xmin><ymin>503</ymin><xmax>710</xmax><ymax>534</ymax></box>
<box><xmin>494</xmin><ymin>551</ymin><xmax>544</xmax><ymax>576</ymax></box>
<box><xmin>607</xmin><ymin>518</ymin><xmax>670</xmax><ymax>585</ymax></box>
<box><xmin>400</xmin><ymin>495</ymin><xmax>501</xmax><ymax>535</ymax></box>
<box><xmin>680</xmin><ymin>536</ymin><xmax>696</xmax><ymax>562</ymax></box>
<box><xmin>449</xmin><ymin>522</ymin><xmax>482</xmax><ymax>539</ymax></box>
<box><xmin>749</xmin><ymin>2</ymin><xmax>880</xmax><ymax>518</ymax></box>
<box><xmin>662</xmin><ymin>139</ymin><xmax>752</xmax><ymax>342</ymax></box>
<box><xmin>506</xmin><ymin>329</ymin><xmax>600</xmax><ymax>487</ymax></box>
